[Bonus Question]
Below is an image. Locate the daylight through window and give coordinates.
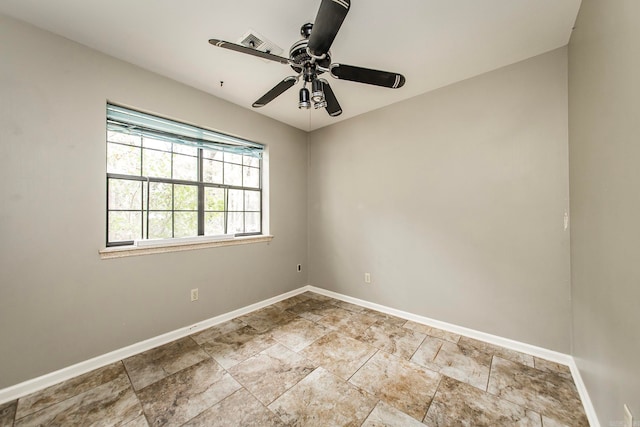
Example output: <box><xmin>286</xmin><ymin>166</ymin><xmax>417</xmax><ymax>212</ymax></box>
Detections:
<box><xmin>106</xmin><ymin>104</ymin><xmax>264</xmax><ymax>246</ymax></box>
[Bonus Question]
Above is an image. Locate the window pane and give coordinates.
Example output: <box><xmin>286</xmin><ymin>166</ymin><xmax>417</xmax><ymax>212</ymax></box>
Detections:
<box><xmin>245</xmin><ymin>212</ymin><xmax>261</xmax><ymax>233</ymax></box>
<box><xmin>149</xmin><ymin>182</ymin><xmax>172</xmax><ymax>210</ymax></box>
<box><xmin>205</xmin><ymin>187</ymin><xmax>225</xmax><ymax>211</ymax></box>
<box><xmin>109</xmin><ymin>179</ymin><xmax>142</xmax><ymax>210</ymax></box>
<box><xmin>224</xmin><ymin>163</ymin><xmax>242</xmax><ymax>186</ymax></box>
<box><xmin>173</xmin><ymin>154</ymin><xmax>198</xmax><ymax>181</ymax></box>
<box><xmin>142</xmin><ymin>149</ymin><xmax>171</xmax><ymax>178</ymax></box>
<box><xmin>203</xmin><ymin>159</ymin><xmax>223</xmax><ymax>184</ymax></box>
<box><xmin>243</xmin><ymin>155</ymin><xmax>260</xmax><ymax>167</ymax></box>
<box><xmin>107</xmin><ymin>143</ymin><xmax>141</xmax><ymax>175</ymax></box>
<box><xmin>108</xmin><ymin>131</ymin><xmax>140</xmax><ymax>146</ymax></box>
<box><xmin>173</xmin><ymin>144</ymin><xmax>197</xmax><ymax>156</ymax></box>
<box><xmin>228</xmin><ymin>189</ymin><xmax>243</xmax><ymax>211</ymax></box>
<box><xmin>203</xmin><ymin>148</ymin><xmax>223</xmax><ymax>161</ymax></box>
<box><xmin>228</xmin><ymin>212</ymin><xmax>244</xmax><ymax>234</ymax></box>
<box><xmin>224</xmin><ymin>151</ymin><xmax>243</xmax><ymax>164</ymax></box>
<box><xmin>174</xmin><ymin>185</ymin><xmax>197</xmax><ymax>210</ymax></box>
<box><xmin>148</xmin><ymin>211</ymin><xmax>172</xmax><ymax>239</ymax></box>
<box><xmin>245</xmin><ymin>190</ymin><xmax>260</xmax><ymax>212</ymax></box>
<box><xmin>174</xmin><ymin>212</ymin><xmax>197</xmax><ymax>237</ymax></box>
<box><xmin>243</xmin><ymin>166</ymin><xmax>260</xmax><ymax>188</ymax></box>
<box><xmin>143</xmin><ymin>137</ymin><xmax>172</xmax><ymax>152</ymax></box>
<box><xmin>108</xmin><ymin>211</ymin><xmax>141</xmax><ymax>242</ymax></box>
<box><xmin>205</xmin><ymin>212</ymin><xmax>225</xmax><ymax>236</ymax></box>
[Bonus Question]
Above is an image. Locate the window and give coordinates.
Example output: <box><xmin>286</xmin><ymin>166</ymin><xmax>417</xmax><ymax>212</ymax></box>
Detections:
<box><xmin>106</xmin><ymin>104</ymin><xmax>264</xmax><ymax>247</ymax></box>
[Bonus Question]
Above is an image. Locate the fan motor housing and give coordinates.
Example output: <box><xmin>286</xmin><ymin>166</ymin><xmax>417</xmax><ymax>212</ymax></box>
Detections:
<box><xmin>289</xmin><ymin>39</ymin><xmax>331</xmax><ymax>74</ymax></box>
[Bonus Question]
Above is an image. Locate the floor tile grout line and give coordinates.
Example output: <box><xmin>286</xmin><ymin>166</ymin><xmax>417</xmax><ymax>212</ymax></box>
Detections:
<box><xmin>223</xmin><ymin>385</ymin><xmax>287</xmax><ymax>425</ymax></box>
<box><xmin>225</xmin><ymin>340</ymin><xmax>318</xmax><ymax>409</ymax></box>
<box><xmin>407</xmin><ymin>331</ymin><xmax>429</xmax><ymax>362</ymax></box>
<box><xmin>422</xmin><ymin>374</ymin><xmax>445</xmax><ymax>424</ymax></box>
<box><xmin>120</xmin><ymin>359</ymin><xmax>142</xmax><ymax>407</ymax></box>
<box><xmin>357</xmin><ymin>398</ymin><xmax>382</xmax><ymax>427</ymax></box>
<box><xmin>484</xmin><ymin>355</ymin><xmax>494</xmax><ymax>392</ymax></box>
<box><xmin>346</xmin><ymin>348</ymin><xmax>380</xmax><ymax>383</ymax></box>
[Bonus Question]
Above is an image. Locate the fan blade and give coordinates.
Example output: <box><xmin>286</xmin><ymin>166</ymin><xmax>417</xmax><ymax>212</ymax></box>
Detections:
<box><xmin>307</xmin><ymin>0</ymin><xmax>351</xmax><ymax>57</ymax></box>
<box><xmin>209</xmin><ymin>39</ymin><xmax>290</xmax><ymax>64</ymax></box>
<box><xmin>252</xmin><ymin>77</ymin><xmax>298</xmax><ymax>108</ymax></box>
<box><xmin>330</xmin><ymin>64</ymin><xmax>406</xmax><ymax>88</ymax></box>
<box><xmin>319</xmin><ymin>79</ymin><xmax>342</xmax><ymax>117</ymax></box>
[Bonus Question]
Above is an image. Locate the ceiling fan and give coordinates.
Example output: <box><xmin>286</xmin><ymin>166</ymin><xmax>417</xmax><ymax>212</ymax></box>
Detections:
<box><xmin>208</xmin><ymin>0</ymin><xmax>406</xmax><ymax>117</ymax></box>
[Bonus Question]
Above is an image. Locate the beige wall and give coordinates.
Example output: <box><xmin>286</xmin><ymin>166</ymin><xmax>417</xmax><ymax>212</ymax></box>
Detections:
<box><xmin>308</xmin><ymin>48</ymin><xmax>571</xmax><ymax>352</ymax></box>
<box><xmin>0</xmin><ymin>15</ymin><xmax>308</xmax><ymax>388</ymax></box>
<box><xmin>569</xmin><ymin>0</ymin><xmax>640</xmax><ymax>424</ymax></box>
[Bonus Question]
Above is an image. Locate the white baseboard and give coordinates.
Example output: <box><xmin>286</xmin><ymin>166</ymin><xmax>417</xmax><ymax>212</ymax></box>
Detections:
<box><xmin>307</xmin><ymin>286</ymin><xmax>600</xmax><ymax>427</ymax></box>
<box><xmin>0</xmin><ymin>284</ymin><xmax>599</xmax><ymax>427</ymax></box>
<box><xmin>0</xmin><ymin>286</ymin><xmax>310</xmax><ymax>405</ymax></box>
<box><xmin>567</xmin><ymin>358</ymin><xmax>601</xmax><ymax>427</ymax></box>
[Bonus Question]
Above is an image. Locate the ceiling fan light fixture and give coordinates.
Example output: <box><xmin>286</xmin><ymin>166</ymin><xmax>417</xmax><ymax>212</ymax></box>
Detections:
<box><xmin>298</xmin><ymin>87</ymin><xmax>311</xmax><ymax>109</ymax></box>
<box><xmin>311</xmin><ymin>79</ymin><xmax>325</xmax><ymax>103</ymax></box>
<box><xmin>210</xmin><ymin>0</ymin><xmax>406</xmax><ymax>115</ymax></box>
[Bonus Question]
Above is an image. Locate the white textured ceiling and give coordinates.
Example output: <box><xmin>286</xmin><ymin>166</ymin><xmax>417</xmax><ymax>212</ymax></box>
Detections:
<box><xmin>0</xmin><ymin>0</ymin><xmax>581</xmax><ymax>131</ymax></box>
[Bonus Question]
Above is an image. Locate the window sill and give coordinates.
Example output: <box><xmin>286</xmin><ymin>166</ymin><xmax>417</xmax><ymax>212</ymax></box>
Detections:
<box><xmin>99</xmin><ymin>235</ymin><xmax>274</xmax><ymax>259</ymax></box>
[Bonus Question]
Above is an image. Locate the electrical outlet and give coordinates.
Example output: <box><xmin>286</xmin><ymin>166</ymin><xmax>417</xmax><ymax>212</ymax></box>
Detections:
<box><xmin>297</xmin><ymin>264</ymin><xmax>302</xmax><ymax>272</ymax></box>
<box><xmin>624</xmin><ymin>404</ymin><xmax>633</xmax><ymax>427</ymax></box>
<box><xmin>364</xmin><ymin>273</ymin><xmax>371</xmax><ymax>284</ymax></box>
<box><xmin>190</xmin><ymin>288</ymin><xmax>199</xmax><ymax>302</ymax></box>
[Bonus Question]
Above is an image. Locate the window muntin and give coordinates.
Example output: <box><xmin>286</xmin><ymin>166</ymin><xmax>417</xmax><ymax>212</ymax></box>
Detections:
<box><xmin>106</xmin><ymin>105</ymin><xmax>263</xmax><ymax>247</ymax></box>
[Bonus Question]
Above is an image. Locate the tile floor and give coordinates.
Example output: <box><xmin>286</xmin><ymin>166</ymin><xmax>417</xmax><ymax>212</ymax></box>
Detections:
<box><xmin>0</xmin><ymin>292</ymin><xmax>590</xmax><ymax>426</ymax></box>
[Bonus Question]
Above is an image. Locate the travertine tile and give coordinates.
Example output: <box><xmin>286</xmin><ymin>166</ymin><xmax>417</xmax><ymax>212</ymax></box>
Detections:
<box><xmin>201</xmin><ymin>325</ymin><xmax>276</xmax><ymax>369</ymax></box>
<box><xmin>286</xmin><ymin>299</ymin><xmax>335</xmax><ymax>322</ymax></box>
<box><xmin>360</xmin><ymin>309</ymin><xmax>407</xmax><ymax>327</ymax></box>
<box><xmin>412</xmin><ymin>339</ymin><xmax>492</xmax><ymax>390</ymax></box>
<box><xmin>300</xmin><ymin>291</ymin><xmax>334</xmax><ymax>302</ymax></box>
<box><xmin>123</xmin><ymin>337</ymin><xmax>210</xmax><ymax>390</ymax></box>
<box><xmin>123</xmin><ymin>414</ymin><xmax>150</xmax><ymax>426</ymax></box>
<box><xmin>0</xmin><ymin>400</ymin><xmax>17</xmax><ymax>426</ymax></box>
<box><xmin>238</xmin><ymin>306</ymin><xmax>298</xmax><ymax>333</ymax></box>
<box><xmin>542</xmin><ymin>415</ymin><xmax>572</xmax><ymax>427</ymax></box>
<box><xmin>331</xmin><ymin>300</ymin><xmax>368</xmax><ymax>313</ymax></box>
<box><xmin>269</xmin><ymin>316</ymin><xmax>330</xmax><ymax>351</ymax></box>
<box><xmin>316</xmin><ymin>307</ymin><xmax>378</xmax><ymax>338</ymax></box>
<box><xmin>534</xmin><ymin>357</ymin><xmax>573</xmax><ymax>381</ymax></box>
<box><xmin>137</xmin><ymin>358</ymin><xmax>241</xmax><ymax>426</ymax></box>
<box><xmin>357</xmin><ymin>320</ymin><xmax>426</xmax><ymax>360</ymax></box>
<box><xmin>425</xmin><ymin>375</ymin><xmax>542</xmax><ymax>426</ymax></box>
<box><xmin>403</xmin><ymin>320</ymin><xmax>461</xmax><ymax>343</ymax></box>
<box><xmin>487</xmin><ymin>357</ymin><xmax>589</xmax><ymax>427</ymax></box>
<box><xmin>4</xmin><ymin>295</ymin><xmax>590</xmax><ymax>426</ymax></box>
<box><xmin>349</xmin><ymin>350</ymin><xmax>441</xmax><ymax>421</ymax></box>
<box><xmin>361</xmin><ymin>400</ymin><xmax>425</xmax><ymax>427</ymax></box>
<box><xmin>269</xmin><ymin>294</ymin><xmax>311</xmax><ymax>311</ymax></box>
<box><xmin>458</xmin><ymin>336</ymin><xmax>535</xmax><ymax>367</ymax></box>
<box><xmin>410</xmin><ymin>335</ymin><xmax>445</xmax><ymax>366</ymax></box>
<box><xmin>15</xmin><ymin>371</ymin><xmax>142</xmax><ymax>426</ymax></box>
<box><xmin>15</xmin><ymin>362</ymin><xmax>125</xmax><ymax>419</ymax></box>
<box><xmin>269</xmin><ymin>367</ymin><xmax>377</xmax><ymax>426</ymax></box>
<box><xmin>183</xmin><ymin>388</ymin><xmax>286</xmax><ymax>426</ymax></box>
<box><xmin>300</xmin><ymin>331</ymin><xmax>377</xmax><ymax>380</ymax></box>
<box><xmin>228</xmin><ymin>343</ymin><xmax>316</xmax><ymax>405</ymax></box>
<box><xmin>190</xmin><ymin>319</ymin><xmax>245</xmax><ymax>345</ymax></box>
